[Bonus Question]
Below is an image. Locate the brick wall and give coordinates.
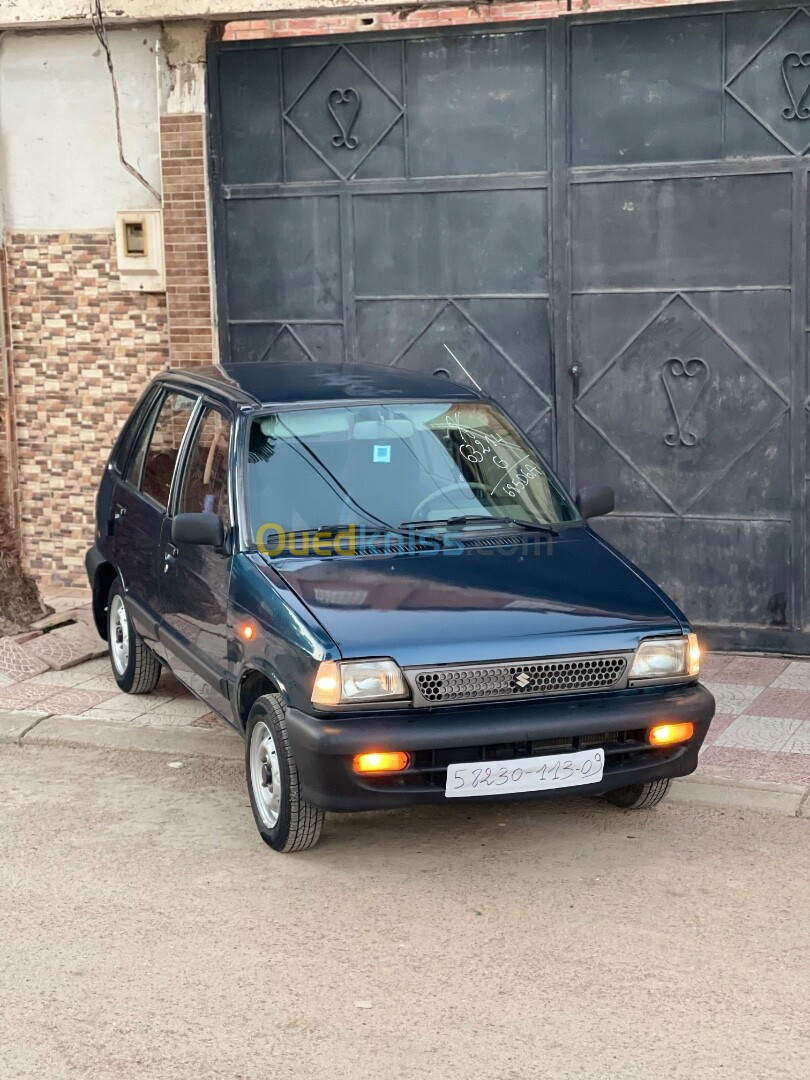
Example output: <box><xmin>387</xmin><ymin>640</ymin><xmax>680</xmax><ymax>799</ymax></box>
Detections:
<box><xmin>223</xmin><ymin>0</ymin><xmax>720</xmax><ymax>39</ymax></box>
<box><xmin>4</xmin><ymin>233</ymin><xmax>169</xmax><ymax>588</ymax></box>
<box><xmin>161</xmin><ymin>113</ymin><xmax>214</xmax><ymax>367</ymax></box>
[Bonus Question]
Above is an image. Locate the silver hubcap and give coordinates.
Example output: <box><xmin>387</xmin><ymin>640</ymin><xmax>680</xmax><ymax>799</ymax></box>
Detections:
<box><xmin>109</xmin><ymin>594</ymin><xmax>130</xmax><ymax>676</ymax></box>
<box><xmin>250</xmin><ymin>720</ymin><xmax>282</xmax><ymax>829</ymax></box>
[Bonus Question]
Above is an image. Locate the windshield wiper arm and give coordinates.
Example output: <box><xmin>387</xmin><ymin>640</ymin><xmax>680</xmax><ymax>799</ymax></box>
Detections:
<box><xmin>314</xmin><ymin>523</ymin><xmax>363</xmax><ymax>535</ymax></box>
<box><xmin>400</xmin><ymin>515</ymin><xmax>558</xmax><ymax>536</ymax></box>
<box><xmin>287</xmin><ymin>522</ymin><xmax>403</xmax><ymax>537</ymax></box>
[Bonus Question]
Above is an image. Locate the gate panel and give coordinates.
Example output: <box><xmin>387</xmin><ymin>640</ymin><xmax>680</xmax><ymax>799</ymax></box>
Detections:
<box><xmin>404</xmin><ymin>33</ymin><xmax>547</xmax><ymax>176</ymax></box>
<box><xmin>282</xmin><ymin>41</ymin><xmax>405</xmax><ymax>182</ymax></box>
<box><xmin>566</xmin><ymin>8</ymin><xmax>806</xmax><ymax>643</ymax></box>
<box><xmin>211</xmin><ymin>27</ymin><xmax>554</xmax><ymax>460</ymax></box>
<box><xmin>570</xmin><ymin>16</ymin><xmax>724</xmax><ymax>166</ymax></box>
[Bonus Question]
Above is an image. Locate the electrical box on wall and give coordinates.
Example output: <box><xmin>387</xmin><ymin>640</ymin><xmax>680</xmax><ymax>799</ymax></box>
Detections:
<box><xmin>115</xmin><ymin>209</ymin><xmax>165</xmax><ymax>292</ymax></box>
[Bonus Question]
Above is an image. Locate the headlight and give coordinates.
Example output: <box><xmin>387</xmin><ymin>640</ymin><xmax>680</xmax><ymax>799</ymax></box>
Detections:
<box><xmin>629</xmin><ymin>633</ymin><xmax>700</xmax><ymax>680</ymax></box>
<box><xmin>311</xmin><ymin>659</ymin><xmax>407</xmax><ymax>706</ymax></box>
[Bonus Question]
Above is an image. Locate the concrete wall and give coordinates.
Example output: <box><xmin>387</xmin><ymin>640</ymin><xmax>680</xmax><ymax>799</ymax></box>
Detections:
<box><xmin>0</xmin><ymin>0</ymin><xmax>741</xmax><ymax>30</ymax></box>
<box><xmin>1</xmin><ymin>1</ymin><xmax>418</xmax><ymax>31</ymax></box>
<box><xmin>0</xmin><ymin>28</ymin><xmax>163</xmax><ymax>231</ymax></box>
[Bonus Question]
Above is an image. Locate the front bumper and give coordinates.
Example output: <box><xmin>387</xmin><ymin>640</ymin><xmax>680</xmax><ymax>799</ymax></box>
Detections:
<box><xmin>285</xmin><ymin>682</ymin><xmax>715</xmax><ymax>811</ymax></box>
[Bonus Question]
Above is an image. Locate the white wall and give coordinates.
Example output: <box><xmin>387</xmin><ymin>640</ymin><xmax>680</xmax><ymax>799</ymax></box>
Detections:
<box><xmin>0</xmin><ymin>28</ymin><xmax>163</xmax><ymax>230</ymax></box>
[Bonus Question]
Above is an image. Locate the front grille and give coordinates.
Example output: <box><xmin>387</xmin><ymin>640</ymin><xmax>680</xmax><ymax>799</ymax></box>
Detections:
<box><xmin>411</xmin><ymin>654</ymin><xmax>628</xmax><ymax>705</ymax></box>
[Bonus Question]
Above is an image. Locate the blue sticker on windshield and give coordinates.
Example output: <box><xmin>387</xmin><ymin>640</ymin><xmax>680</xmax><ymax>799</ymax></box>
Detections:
<box><xmin>373</xmin><ymin>444</ymin><xmax>391</xmax><ymax>463</ymax></box>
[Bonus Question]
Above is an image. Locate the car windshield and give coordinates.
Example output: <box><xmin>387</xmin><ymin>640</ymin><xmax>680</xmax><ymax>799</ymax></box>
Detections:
<box><xmin>246</xmin><ymin>401</ymin><xmax>579</xmax><ymax>544</ymax></box>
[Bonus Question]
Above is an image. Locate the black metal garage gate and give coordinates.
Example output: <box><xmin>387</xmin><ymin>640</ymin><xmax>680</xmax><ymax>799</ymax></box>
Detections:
<box><xmin>208</xmin><ymin>2</ymin><xmax>810</xmax><ymax>653</ymax></box>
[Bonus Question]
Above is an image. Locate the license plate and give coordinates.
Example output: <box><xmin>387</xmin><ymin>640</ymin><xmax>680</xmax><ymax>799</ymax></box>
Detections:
<box><xmin>445</xmin><ymin>747</ymin><xmax>605</xmax><ymax>798</ymax></box>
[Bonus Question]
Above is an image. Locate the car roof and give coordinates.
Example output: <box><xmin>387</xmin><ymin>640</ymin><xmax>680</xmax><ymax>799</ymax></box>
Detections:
<box><xmin>157</xmin><ymin>362</ymin><xmax>481</xmax><ymax>408</ymax></box>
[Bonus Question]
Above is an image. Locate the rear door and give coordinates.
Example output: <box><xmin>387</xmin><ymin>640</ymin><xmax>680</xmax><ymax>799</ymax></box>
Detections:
<box><xmin>111</xmin><ymin>387</ymin><xmax>198</xmax><ymax>650</ymax></box>
<box><xmin>158</xmin><ymin>402</ymin><xmax>234</xmax><ymax>714</ymax></box>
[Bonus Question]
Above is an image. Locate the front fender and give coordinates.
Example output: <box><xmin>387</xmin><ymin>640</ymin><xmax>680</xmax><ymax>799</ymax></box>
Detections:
<box><xmin>228</xmin><ymin>554</ymin><xmax>339</xmax><ymax>722</ymax></box>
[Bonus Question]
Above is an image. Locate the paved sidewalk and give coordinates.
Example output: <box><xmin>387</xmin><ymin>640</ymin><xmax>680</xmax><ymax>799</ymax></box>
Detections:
<box><xmin>699</xmin><ymin>654</ymin><xmax>810</xmax><ymax>785</ymax></box>
<box><xmin>1</xmin><ymin>593</ymin><xmax>809</xmax><ymax>789</ymax></box>
<box><xmin>0</xmin><ymin>654</ymin><xmax>226</xmax><ymax>729</ymax></box>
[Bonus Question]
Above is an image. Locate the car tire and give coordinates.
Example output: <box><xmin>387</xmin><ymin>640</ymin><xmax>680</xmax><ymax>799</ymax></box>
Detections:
<box><xmin>107</xmin><ymin>579</ymin><xmax>161</xmax><ymax>694</ymax></box>
<box><xmin>245</xmin><ymin>693</ymin><xmax>324</xmax><ymax>853</ymax></box>
<box><xmin>603</xmin><ymin>778</ymin><xmax>671</xmax><ymax>810</ymax></box>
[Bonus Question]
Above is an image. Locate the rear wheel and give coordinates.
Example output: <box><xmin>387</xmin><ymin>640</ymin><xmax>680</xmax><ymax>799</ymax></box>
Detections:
<box><xmin>107</xmin><ymin>580</ymin><xmax>161</xmax><ymax>694</ymax></box>
<box><xmin>245</xmin><ymin>694</ymin><xmax>324</xmax><ymax>852</ymax></box>
<box><xmin>603</xmin><ymin>778</ymin><xmax>671</xmax><ymax>810</ymax></box>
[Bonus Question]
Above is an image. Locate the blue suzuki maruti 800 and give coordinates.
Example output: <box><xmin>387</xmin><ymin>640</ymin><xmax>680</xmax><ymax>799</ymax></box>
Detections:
<box><xmin>87</xmin><ymin>363</ymin><xmax>715</xmax><ymax>851</ymax></box>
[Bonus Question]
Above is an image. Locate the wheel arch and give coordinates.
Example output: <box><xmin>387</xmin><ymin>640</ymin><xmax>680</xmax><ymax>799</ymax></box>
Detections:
<box><xmin>236</xmin><ymin>664</ymin><xmax>285</xmax><ymax>733</ymax></box>
<box><xmin>91</xmin><ymin>561</ymin><xmax>119</xmax><ymax>641</ymax></box>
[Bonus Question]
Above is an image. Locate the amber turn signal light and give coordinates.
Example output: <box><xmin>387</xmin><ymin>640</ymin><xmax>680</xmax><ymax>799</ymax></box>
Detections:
<box><xmin>352</xmin><ymin>751</ymin><xmax>411</xmax><ymax>774</ymax></box>
<box><xmin>312</xmin><ymin>660</ymin><xmax>341</xmax><ymax>706</ymax></box>
<box><xmin>239</xmin><ymin>622</ymin><xmax>257</xmax><ymax>641</ymax></box>
<box><xmin>649</xmin><ymin>722</ymin><xmax>694</xmax><ymax>747</ymax></box>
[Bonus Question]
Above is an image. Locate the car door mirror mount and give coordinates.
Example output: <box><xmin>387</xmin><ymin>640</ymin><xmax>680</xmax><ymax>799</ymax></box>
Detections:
<box><xmin>575</xmin><ymin>486</ymin><xmax>615</xmax><ymax>520</ymax></box>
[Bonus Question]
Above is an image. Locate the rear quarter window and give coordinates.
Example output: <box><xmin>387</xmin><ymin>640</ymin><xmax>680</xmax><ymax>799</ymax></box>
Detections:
<box><xmin>123</xmin><ymin>391</ymin><xmax>164</xmax><ymax>490</ymax></box>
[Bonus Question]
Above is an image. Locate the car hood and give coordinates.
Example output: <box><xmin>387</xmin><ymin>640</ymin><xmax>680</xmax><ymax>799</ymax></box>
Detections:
<box><xmin>263</xmin><ymin>528</ymin><xmax>684</xmax><ymax>668</ymax></box>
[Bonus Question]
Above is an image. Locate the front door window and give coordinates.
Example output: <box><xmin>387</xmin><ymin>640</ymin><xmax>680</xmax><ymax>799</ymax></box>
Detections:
<box><xmin>178</xmin><ymin>407</ymin><xmax>232</xmax><ymax>527</ymax></box>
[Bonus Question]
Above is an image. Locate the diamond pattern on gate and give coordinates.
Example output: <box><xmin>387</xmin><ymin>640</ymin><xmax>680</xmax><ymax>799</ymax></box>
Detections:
<box><xmin>284</xmin><ymin>45</ymin><xmax>404</xmax><ymax>180</ymax></box>
<box><xmin>725</xmin><ymin>7</ymin><xmax>810</xmax><ymax>156</ymax></box>
<box><xmin>576</xmin><ymin>294</ymin><xmax>789</xmax><ymax>515</ymax></box>
<box><xmin>256</xmin><ymin>325</ymin><xmax>315</xmax><ymax>364</ymax></box>
<box><xmin>390</xmin><ymin>298</ymin><xmax>552</xmax><ymax>437</ymax></box>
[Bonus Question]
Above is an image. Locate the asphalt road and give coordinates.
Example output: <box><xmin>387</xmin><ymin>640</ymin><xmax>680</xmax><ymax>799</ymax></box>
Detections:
<box><xmin>2</xmin><ymin>743</ymin><xmax>809</xmax><ymax>1080</ymax></box>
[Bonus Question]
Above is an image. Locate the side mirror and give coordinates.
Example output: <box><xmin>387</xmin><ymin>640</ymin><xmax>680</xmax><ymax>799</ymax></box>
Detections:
<box><xmin>576</xmin><ymin>486</ymin><xmax>615</xmax><ymax>520</ymax></box>
<box><xmin>171</xmin><ymin>512</ymin><xmax>225</xmax><ymax>547</ymax></box>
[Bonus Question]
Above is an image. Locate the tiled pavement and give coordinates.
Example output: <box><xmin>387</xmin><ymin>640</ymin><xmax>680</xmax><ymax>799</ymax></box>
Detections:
<box><xmin>0</xmin><ymin>653</ymin><xmax>226</xmax><ymax>729</ymax></box>
<box><xmin>700</xmin><ymin>654</ymin><xmax>810</xmax><ymax>786</ymax></box>
<box><xmin>1</xmin><ymin>594</ymin><xmax>809</xmax><ymax>785</ymax></box>
<box><xmin>0</xmin><ymin>588</ymin><xmax>226</xmax><ymax>731</ymax></box>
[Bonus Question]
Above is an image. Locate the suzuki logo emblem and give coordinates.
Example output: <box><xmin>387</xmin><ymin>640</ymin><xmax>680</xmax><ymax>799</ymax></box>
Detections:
<box><xmin>515</xmin><ymin>672</ymin><xmax>530</xmax><ymax>688</ymax></box>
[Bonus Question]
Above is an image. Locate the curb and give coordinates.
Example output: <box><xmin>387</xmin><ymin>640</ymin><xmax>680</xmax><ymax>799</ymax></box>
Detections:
<box><xmin>0</xmin><ymin>710</ymin><xmax>51</xmax><ymax>742</ymax></box>
<box><xmin>1</xmin><ymin>711</ymin><xmax>242</xmax><ymax>761</ymax></box>
<box><xmin>2</xmin><ymin>710</ymin><xmax>809</xmax><ymax>816</ymax></box>
<box><xmin>669</xmin><ymin>773</ymin><xmax>809</xmax><ymax>818</ymax></box>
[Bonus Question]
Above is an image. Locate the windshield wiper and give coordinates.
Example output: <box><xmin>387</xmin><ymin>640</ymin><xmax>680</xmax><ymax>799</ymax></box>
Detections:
<box><xmin>400</xmin><ymin>515</ymin><xmax>558</xmax><ymax>536</ymax></box>
<box><xmin>286</xmin><ymin>522</ymin><xmax>404</xmax><ymax>537</ymax></box>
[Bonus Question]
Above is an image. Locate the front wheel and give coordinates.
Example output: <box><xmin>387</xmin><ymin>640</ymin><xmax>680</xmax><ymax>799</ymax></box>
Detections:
<box><xmin>245</xmin><ymin>694</ymin><xmax>324</xmax><ymax>852</ymax></box>
<box><xmin>107</xmin><ymin>580</ymin><xmax>161</xmax><ymax>694</ymax></box>
<box><xmin>603</xmin><ymin>778</ymin><xmax>671</xmax><ymax>810</ymax></box>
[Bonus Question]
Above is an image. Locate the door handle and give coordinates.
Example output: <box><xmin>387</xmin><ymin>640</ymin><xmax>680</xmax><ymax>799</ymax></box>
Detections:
<box><xmin>163</xmin><ymin>544</ymin><xmax>179</xmax><ymax>573</ymax></box>
<box><xmin>569</xmin><ymin>363</ymin><xmax>582</xmax><ymax>400</ymax></box>
<box><xmin>113</xmin><ymin>504</ymin><xmax>127</xmax><ymax>520</ymax></box>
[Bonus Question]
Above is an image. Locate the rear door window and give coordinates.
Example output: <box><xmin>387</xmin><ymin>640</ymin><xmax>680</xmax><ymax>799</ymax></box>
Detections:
<box><xmin>127</xmin><ymin>390</ymin><xmax>197</xmax><ymax>509</ymax></box>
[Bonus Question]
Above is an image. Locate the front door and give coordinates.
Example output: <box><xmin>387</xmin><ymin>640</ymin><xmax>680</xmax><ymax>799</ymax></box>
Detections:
<box><xmin>160</xmin><ymin>403</ymin><xmax>233</xmax><ymax>714</ymax></box>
